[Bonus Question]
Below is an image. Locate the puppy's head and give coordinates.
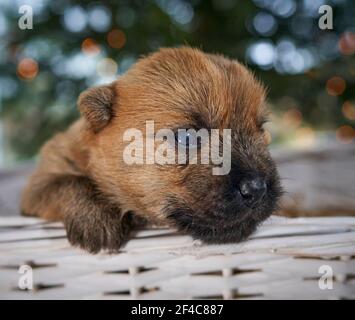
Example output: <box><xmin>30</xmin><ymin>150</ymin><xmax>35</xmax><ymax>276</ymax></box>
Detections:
<box><xmin>79</xmin><ymin>47</ymin><xmax>282</xmax><ymax>243</ymax></box>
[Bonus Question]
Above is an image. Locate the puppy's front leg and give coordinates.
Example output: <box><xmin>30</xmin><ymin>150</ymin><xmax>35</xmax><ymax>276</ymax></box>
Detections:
<box><xmin>61</xmin><ymin>176</ymin><xmax>135</xmax><ymax>253</ymax></box>
<box><xmin>22</xmin><ymin>174</ymin><xmax>136</xmax><ymax>253</ymax></box>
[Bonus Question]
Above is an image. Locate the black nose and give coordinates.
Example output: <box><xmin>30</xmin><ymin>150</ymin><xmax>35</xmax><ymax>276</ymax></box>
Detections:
<box><xmin>239</xmin><ymin>176</ymin><xmax>267</xmax><ymax>206</ymax></box>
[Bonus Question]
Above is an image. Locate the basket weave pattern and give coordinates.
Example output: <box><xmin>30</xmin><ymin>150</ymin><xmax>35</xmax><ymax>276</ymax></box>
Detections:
<box><xmin>0</xmin><ymin>216</ymin><xmax>354</xmax><ymax>299</ymax></box>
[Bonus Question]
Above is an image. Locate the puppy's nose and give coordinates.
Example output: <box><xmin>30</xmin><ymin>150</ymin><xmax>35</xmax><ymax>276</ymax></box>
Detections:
<box><xmin>239</xmin><ymin>176</ymin><xmax>267</xmax><ymax>206</ymax></box>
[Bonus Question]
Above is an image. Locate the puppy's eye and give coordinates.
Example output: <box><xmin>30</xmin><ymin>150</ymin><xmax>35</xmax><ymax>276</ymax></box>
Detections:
<box><xmin>175</xmin><ymin>130</ymin><xmax>200</xmax><ymax>149</ymax></box>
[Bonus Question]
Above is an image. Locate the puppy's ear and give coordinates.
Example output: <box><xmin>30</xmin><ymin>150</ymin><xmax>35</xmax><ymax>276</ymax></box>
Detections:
<box><xmin>78</xmin><ymin>83</ymin><xmax>116</xmax><ymax>133</ymax></box>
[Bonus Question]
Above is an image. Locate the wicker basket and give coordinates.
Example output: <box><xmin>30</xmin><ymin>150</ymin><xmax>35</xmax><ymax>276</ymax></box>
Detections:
<box><xmin>0</xmin><ymin>216</ymin><xmax>354</xmax><ymax>299</ymax></box>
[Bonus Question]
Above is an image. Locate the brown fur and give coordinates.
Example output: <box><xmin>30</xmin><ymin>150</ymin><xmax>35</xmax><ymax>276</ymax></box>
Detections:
<box><xmin>21</xmin><ymin>47</ymin><xmax>281</xmax><ymax>253</ymax></box>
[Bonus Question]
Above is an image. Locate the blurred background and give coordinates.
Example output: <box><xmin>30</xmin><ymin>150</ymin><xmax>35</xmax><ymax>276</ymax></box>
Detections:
<box><xmin>0</xmin><ymin>0</ymin><xmax>354</xmax><ymax>166</ymax></box>
<box><xmin>0</xmin><ymin>0</ymin><xmax>354</xmax><ymax>216</ymax></box>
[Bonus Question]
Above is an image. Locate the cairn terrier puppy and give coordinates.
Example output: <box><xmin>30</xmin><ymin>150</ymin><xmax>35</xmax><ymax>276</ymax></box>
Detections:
<box><xmin>21</xmin><ymin>47</ymin><xmax>282</xmax><ymax>253</ymax></box>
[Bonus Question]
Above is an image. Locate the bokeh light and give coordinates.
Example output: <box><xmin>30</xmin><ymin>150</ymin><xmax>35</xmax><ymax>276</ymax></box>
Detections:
<box><xmin>88</xmin><ymin>5</ymin><xmax>111</xmax><ymax>32</ymax></box>
<box><xmin>282</xmin><ymin>108</ymin><xmax>303</xmax><ymax>128</ymax></box>
<box><xmin>247</xmin><ymin>41</ymin><xmax>275</xmax><ymax>68</ymax></box>
<box><xmin>342</xmin><ymin>101</ymin><xmax>355</xmax><ymax>121</ymax></box>
<box><xmin>107</xmin><ymin>29</ymin><xmax>126</xmax><ymax>49</ymax></box>
<box><xmin>338</xmin><ymin>32</ymin><xmax>355</xmax><ymax>55</ymax></box>
<box><xmin>97</xmin><ymin>58</ymin><xmax>118</xmax><ymax>78</ymax></box>
<box><xmin>294</xmin><ymin>127</ymin><xmax>315</xmax><ymax>148</ymax></box>
<box><xmin>253</xmin><ymin>0</ymin><xmax>296</xmax><ymax>17</ymax></box>
<box><xmin>63</xmin><ymin>6</ymin><xmax>87</xmax><ymax>33</ymax></box>
<box><xmin>301</xmin><ymin>0</ymin><xmax>326</xmax><ymax>17</ymax></box>
<box><xmin>81</xmin><ymin>38</ymin><xmax>100</xmax><ymax>56</ymax></box>
<box><xmin>253</xmin><ymin>12</ymin><xmax>277</xmax><ymax>36</ymax></box>
<box><xmin>17</xmin><ymin>58</ymin><xmax>39</xmax><ymax>80</ymax></box>
<box><xmin>336</xmin><ymin>125</ymin><xmax>355</xmax><ymax>144</ymax></box>
<box><xmin>248</xmin><ymin>38</ymin><xmax>317</xmax><ymax>74</ymax></box>
<box><xmin>51</xmin><ymin>53</ymin><xmax>97</xmax><ymax>79</ymax></box>
<box><xmin>270</xmin><ymin>0</ymin><xmax>296</xmax><ymax>18</ymax></box>
<box><xmin>326</xmin><ymin>76</ymin><xmax>346</xmax><ymax>96</ymax></box>
<box><xmin>157</xmin><ymin>0</ymin><xmax>194</xmax><ymax>25</ymax></box>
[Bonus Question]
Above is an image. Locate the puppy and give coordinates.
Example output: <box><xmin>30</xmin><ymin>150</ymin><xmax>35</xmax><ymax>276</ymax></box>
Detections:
<box><xmin>21</xmin><ymin>47</ymin><xmax>282</xmax><ymax>253</ymax></box>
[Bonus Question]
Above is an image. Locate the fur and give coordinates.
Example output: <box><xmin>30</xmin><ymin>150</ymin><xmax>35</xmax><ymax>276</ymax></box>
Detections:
<box><xmin>21</xmin><ymin>47</ymin><xmax>281</xmax><ymax>253</ymax></box>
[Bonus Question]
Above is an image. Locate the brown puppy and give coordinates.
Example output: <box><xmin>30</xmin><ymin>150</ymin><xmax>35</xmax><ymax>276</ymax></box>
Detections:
<box><xmin>21</xmin><ymin>47</ymin><xmax>281</xmax><ymax>253</ymax></box>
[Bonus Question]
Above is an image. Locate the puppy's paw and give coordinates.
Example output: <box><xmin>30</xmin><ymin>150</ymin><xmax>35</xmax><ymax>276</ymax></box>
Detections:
<box><xmin>64</xmin><ymin>210</ymin><xmax>131</xmax><ymax>254</ymax></box>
